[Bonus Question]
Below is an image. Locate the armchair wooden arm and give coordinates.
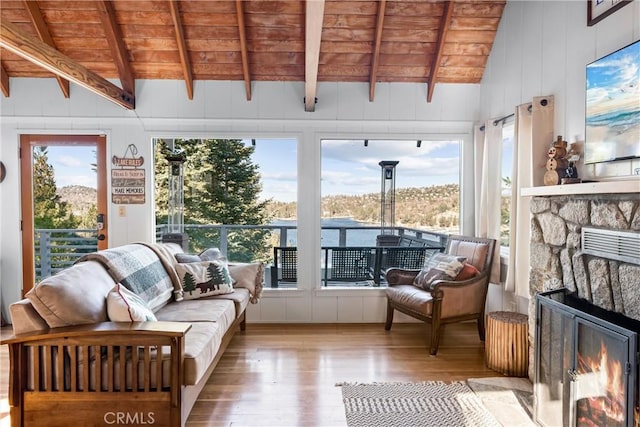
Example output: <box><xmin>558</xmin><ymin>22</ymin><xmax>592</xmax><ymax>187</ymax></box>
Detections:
<box><xmin>2</xmin><ymin>321</ymin><xmax>191</xmax><ymax>427</ymax></box>
<box><xmin>384</xmin><ymin>268</ymin><xmax>420</xmax><ymax>286</ymax></box>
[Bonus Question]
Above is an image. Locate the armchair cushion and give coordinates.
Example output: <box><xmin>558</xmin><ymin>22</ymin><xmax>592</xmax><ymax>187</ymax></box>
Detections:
<box><xmin>413</xmin><ymin>253</ymin><xmax>466</xmax><ymax>290</ymax></box>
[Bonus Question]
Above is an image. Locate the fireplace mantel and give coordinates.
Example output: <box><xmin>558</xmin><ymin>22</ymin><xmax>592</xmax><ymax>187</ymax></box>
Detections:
<box><xmin>521</xmin><ymin>179</ymin><xmax>639</xmax><ymax>197</ymax></box>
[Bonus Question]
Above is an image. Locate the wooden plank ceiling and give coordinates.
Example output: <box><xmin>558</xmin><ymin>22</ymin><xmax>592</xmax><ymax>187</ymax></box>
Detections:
<box><xmin>0</xmin><ymin>0</ymin><xmax>506</xmax><ymax>111</ymax></box>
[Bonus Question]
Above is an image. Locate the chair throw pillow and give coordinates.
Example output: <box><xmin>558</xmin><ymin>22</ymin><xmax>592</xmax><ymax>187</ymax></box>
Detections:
<box><xmin>413</xmin><ymin>253</ymin><xmax>467</xmax><ymax>290</ymax></box>
<box><xmin>174</xmin><ymin>260</ymin><xmax>234</xmax><ymax>300</ymax></box>
<box><xmin>455</xmin><ymin>262</ymin><xmax>480</xmax><ymax>281</ymax></box>
<box><xmin>107</xmin><ymin>284</ymin><xmax>157</xmax><ymax>322</ymax></box>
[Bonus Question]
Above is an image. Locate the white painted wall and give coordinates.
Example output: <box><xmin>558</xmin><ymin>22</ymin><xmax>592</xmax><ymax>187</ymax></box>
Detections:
<box><xmin>478</xmin><ymin>0</ymin><xmax>640</xmax><ymax>313</ymax></box>
<box><xmin>1</xmin><ymin>79</ymin><xmax>480</xmax><ymax>323</ymax></box>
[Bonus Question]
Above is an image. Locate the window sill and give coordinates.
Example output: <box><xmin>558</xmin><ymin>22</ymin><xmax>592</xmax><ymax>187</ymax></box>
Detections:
<box><xmin>261</xmin><ymin>288</ymin><xmax>305</xmax><ymax>298</ymax></box>
<box><xmin>314</xmin><ymin>287</ymin><xmax>387</xmax><ymax>297</ymax></box>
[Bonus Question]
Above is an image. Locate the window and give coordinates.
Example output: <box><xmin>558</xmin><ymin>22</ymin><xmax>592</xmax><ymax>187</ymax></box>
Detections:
<box><xmin>500</xmin><ymin>122</ymin><xmax>515</xmax><ymax>249</ymax></box>
<box><xmin>320</xmin><ymin>139</ymin><xmax>461</xmax><ymax>287</ymax></box>
<box><xmin>153</xmin><ymin>138</ymin><xmax>297</xmax><ymax>288</ymax></box>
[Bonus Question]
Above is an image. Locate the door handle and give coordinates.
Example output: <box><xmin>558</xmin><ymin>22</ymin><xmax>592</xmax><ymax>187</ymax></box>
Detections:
<box><xmin>97</xmin><ymin>234</ymin><xmax>106</xmax><ymax>241</ymax></box>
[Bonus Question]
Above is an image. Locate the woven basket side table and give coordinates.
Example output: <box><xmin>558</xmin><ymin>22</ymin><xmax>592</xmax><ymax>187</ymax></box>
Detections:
<box><xmin>485</xmin><ymin>311</ymin><xmax>529</xmax><ymax>377</ymax></box>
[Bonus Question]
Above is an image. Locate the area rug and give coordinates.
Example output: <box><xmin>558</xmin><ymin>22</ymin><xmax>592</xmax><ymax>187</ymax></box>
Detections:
<box><xmin>338</xmin><ymin>381</ymin><xmax>501</xmax><ymax>427</ymax></box>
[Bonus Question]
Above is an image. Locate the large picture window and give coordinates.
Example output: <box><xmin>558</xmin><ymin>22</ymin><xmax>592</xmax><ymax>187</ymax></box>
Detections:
<box><xmin>154</xmin><ymin>138</ymin><xmax>297</xmax><ymax>288</ymax></box>
<box><xmin>319</xmin><ymin>139</ymin><xmax>461</xmax><ymax>287</ymax></box>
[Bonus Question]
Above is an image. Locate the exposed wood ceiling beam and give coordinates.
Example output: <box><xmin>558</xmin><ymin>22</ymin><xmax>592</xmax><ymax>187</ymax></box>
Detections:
<box><xmin>0</xmin><ymin>19</ymin><xmax>135</xmax><ymax>109</ymax></box>
<box><xmin>1</xmin><ymin>63</ymin><xmax>9</xmax><ymax>97</ymax></box>
<box><xmin>304</xmin><ymin>0</ymin><xmax>325</xmax><ymax>112</ymax></box>
<box><xmin>168</xmin><ymin>0</ymin><xmax>194</xmax><ymax>100</ymax></box>
<box><xmin>236</xmin><ymin>0</ymin><xmax>251</xmax><ymax>101</ymax></box>
<box><xmin>369</xmin><ymin>0</ymin><xmax>386</xmax><ymax>102</ymax></box>
<box><xmin>427</xmin><ymin>1</ymin><xmax>453</xmax><ymax>103</ymax></box>
<box><xmin>23</xmin><ymin>0</ymin><xmax>69</xmax><ymax>98</ymax></box>
<box><xmin>95</xmin><ymin>0</ymin><xmax>135</xmax><ymax>96</ymax></box>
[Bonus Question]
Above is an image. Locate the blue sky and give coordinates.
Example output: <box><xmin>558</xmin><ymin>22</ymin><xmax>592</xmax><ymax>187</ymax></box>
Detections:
<box><xmin>47</xmin><ymin>146</ymin><xmax>97</xmax><ymax>188</ymax></box>
<box><xmin>46</xmin><ymin>138</ymin><xmax>462</xmax><ymax>203</ymax></box>
<box><xmin>245</xmin><ymin>138</ymin><xmax>461</xmax><ymax>202</ymax></box>
<box><xmin>586</xmin><ymin>40</ymin><xmax>640</xmax><ymax>116</ymax></box>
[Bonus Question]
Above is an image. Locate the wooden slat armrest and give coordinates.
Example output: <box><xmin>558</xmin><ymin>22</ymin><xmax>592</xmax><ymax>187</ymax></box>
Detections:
<box><xmin>1</xmin><ymin>321</ymin><xmax>191</xmax><ymax>345</ymax></box>
<box><xmin>384</xmin><ymin>268</ymin><xmax>420</xmax><ymax>286</ymax></box>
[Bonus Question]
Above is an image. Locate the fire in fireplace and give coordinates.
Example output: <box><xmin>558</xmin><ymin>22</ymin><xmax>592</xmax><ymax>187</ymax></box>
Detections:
<box><xmin>535</xmin><ymin>289</ymin><xmax>639</xmax><ymax>427</ymax></box>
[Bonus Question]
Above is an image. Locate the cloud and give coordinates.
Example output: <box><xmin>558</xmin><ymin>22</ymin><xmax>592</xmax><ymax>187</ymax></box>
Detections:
<box><xmin>322</xmin><ymin>139</ymin><xmax>456</xmax><ymax>166</ymax></box>
<box><xmin>55</xmin><ymin>155</ymin><xmax>88</xmax><ymax>168</ymax></box>
<box><xmin>262</xmin><ymin>171</ymin><xmax>297</xmax><ymax>182</ymax></box>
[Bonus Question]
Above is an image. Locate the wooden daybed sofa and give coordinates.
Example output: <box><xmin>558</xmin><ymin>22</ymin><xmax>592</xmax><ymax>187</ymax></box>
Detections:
<box><xmin>1</xmin><ymin>242</ymin><xmax>264</xmax><ymax>426</ymax></box>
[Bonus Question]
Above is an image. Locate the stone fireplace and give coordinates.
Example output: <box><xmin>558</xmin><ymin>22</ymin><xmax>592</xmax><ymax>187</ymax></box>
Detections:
<box><xmin>527</xmin><ymin>189</ymin><xmax>640</xmax><ymax>425</ymax></box>
<box><xmin>529</xmin><ymin>193</ymin><xmax>640</xmax><ymax>309</ymax></box>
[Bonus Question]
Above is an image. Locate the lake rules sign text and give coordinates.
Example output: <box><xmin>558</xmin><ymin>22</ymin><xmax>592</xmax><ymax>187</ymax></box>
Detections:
<box><xmin>112</xmin><ymin>167</ymin><xmax>145</xmax><ymax>204</ymax></box>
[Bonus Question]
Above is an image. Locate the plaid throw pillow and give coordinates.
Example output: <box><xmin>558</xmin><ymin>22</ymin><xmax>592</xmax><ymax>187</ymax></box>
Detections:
<box><xmin>414</xmin><ymin>253</ymin><xmax>467</xmax><ymax>290</ymax></box>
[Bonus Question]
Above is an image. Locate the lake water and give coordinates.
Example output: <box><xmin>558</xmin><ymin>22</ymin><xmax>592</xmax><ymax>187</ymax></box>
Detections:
<box><xmin>271</xmin><ymin>217</ymin><xmax>382</xmax><ymax>247</ymax></box>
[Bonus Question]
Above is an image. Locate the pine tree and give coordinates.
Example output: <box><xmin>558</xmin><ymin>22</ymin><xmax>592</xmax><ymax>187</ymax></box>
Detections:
<box><xmin>33</xmin><ymin>146</ymin><xmax>78</xmax><ymax>229</ymax></box>
<box><xmin>155</xmin><ymin>139</ymin><xmax>272</xmax><ymax>262</ymax></box>
<box><xmin>206</xmin><ymin>262</ymin><xmax>225</xmax><ymax>290</ymax></box>
<box><xmin>182</xmin><ymin>272</ymin><xmax>197</xmax><ymax>295</ymax></box>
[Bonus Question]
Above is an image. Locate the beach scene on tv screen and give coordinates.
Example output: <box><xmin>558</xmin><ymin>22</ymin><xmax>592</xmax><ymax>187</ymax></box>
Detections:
<box><xmin>585</xmin><ymin>40</ymin><xmax>640</xmax><ymax>164</ymax></box>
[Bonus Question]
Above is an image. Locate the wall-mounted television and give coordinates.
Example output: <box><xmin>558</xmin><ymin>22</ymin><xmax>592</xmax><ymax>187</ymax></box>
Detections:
<box><xmin>585</xmin><ymin>39</ymin><xmax>640</xmax><ymax>164</ymax></box>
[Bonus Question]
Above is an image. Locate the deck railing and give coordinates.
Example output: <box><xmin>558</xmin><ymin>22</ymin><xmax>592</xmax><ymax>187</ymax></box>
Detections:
<box><xmin>34</xmin><ymin>229</ymin><xmax>98</xmax><ymax>280</ymax></box>
<box><xmin>35</xmin><ymin>224</ymin><xmax>449</xmax><ymax>286</ymax></box>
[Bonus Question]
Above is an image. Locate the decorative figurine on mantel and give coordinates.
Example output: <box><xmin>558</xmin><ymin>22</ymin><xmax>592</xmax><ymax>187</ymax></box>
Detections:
<box><xmin>544</xmin><ymin>135</ymin><xmax>569</xmax><ymax>186</ymax></box>
<box><xmin>560</xmin><ymin>143</ymin><xmax>582</xmax><ymax>185</ymax></box>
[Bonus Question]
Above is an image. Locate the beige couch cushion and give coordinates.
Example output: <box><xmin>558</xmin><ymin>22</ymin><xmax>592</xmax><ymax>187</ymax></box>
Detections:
<box><xmin>181</xmin><ymin>322</ymin><xmax>225</xmax><ymax>385</ymax></box>
<box><xmin>206</xmin><ymin>288</ymin><xmax>250</xmax><ymax>318</ymax></box>
<box><xmin>155</xmin><ymin>299</ymin><xmax>236</xmax><ymax>333</ymax></box>
<box><xmin>27</xmin><ymin>260</ymin><xmax>115</xmax><ymax>328</ymax></box>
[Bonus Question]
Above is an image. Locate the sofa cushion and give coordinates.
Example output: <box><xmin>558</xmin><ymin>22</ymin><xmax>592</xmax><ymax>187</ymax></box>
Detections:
<box><xmin>155</xmin><ymin>299</ymin><xmax>236</xmax><ymax>333</ymax></box>
<box><xmin>174</xmin><ymin>260</ymin><xmax>234</xmax><ymax>300</ymax></box>
<box><xmin>228</xmin><ymin>262</ymin><xmax>264</xmax><ymax>304</ymax></box>
<box><xmin>26</xmin><ymin>260</ymin><xmax>115</xmax><ymax>328</ymax></box>
<box><xmin>107</xmin><ymin>284</ymin><xmax>157</xmax><ymax>322</ymax></box>
<box><xmin>175</xmin><ymin>247</ymin><xmax>225</xmax><ymax>264</ymax></box>
<box><xmin>174</xmin><ymin>253</ymin><xmax>202</xmax><ymax>263</ymax></box>
<box><xmin>206</xmin><ymin>288</ymin><xmax>250</xmax><ymax>319</ymax></box>
<box><xmin>181</xmin><ymin>321</ymin><xmax>225</xmax><ymax>385</ymax></box>
<box><xmin>413</xmin><ymin>253</ymin><xmax>466</xmax><ymax>290</ymax></box>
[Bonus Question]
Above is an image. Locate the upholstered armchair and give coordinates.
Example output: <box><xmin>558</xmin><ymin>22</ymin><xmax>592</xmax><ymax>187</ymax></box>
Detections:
<box><xmin>384</xmin><ymin>235</ymin><xmax>496</xmax><ymax>355</ymax></box>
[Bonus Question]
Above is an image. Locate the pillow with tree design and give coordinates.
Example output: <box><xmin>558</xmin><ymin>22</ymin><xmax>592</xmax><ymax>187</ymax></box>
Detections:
<box><xmin>174</xmin><ymin>260</ymin><xmax>234</xmax><ymax>300</ymax></box>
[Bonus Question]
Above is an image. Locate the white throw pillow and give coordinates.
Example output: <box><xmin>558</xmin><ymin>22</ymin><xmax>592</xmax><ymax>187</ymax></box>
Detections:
<box><xmin>107</xmin><ymin>284</ymin><xmax>157</xmax><ymax>322</ymax></box>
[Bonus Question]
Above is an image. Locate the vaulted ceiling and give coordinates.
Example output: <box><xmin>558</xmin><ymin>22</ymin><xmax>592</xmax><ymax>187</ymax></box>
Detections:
<box><xmin>0</xmin><ymin>0</ymin><xmax>506</xmax><ymax>111</ymax></box>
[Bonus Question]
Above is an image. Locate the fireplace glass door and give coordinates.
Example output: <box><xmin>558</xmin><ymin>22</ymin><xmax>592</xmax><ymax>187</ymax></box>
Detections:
<box><xmin>535</xmin><ymin>290</ymin><xmax>638</xmax><ymax>427</ymax></box>
<box><xmin>573</xmin><ymin>318</ymin><xmax>630</xmax><ymax>426</ymax></box>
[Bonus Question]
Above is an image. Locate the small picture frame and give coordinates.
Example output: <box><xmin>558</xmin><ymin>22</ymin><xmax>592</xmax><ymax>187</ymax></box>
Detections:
<box><xmin>587</xmin><ymin>0</ymin><xmax>633</xmax><ymax>26</ymax></box>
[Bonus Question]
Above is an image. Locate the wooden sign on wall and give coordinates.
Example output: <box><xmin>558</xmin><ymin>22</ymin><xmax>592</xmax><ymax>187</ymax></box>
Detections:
<box><xmin>112</xmin><ymin>144</ymin><xmax>145</xmax><ymax>204</ymax></box>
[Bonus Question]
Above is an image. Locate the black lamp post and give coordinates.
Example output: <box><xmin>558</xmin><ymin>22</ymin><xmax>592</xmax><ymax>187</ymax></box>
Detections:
<box><xmin>376</xmin><ymin>160</ymin><xmax>400</xmax><ymax>246</ymax></box>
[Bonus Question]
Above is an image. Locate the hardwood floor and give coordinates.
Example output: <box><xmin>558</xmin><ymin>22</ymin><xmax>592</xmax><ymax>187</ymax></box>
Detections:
<box><xmin>1</xmin><ymin>322</ymin><xmax>498</xmax><ymax>427</ymax></box>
